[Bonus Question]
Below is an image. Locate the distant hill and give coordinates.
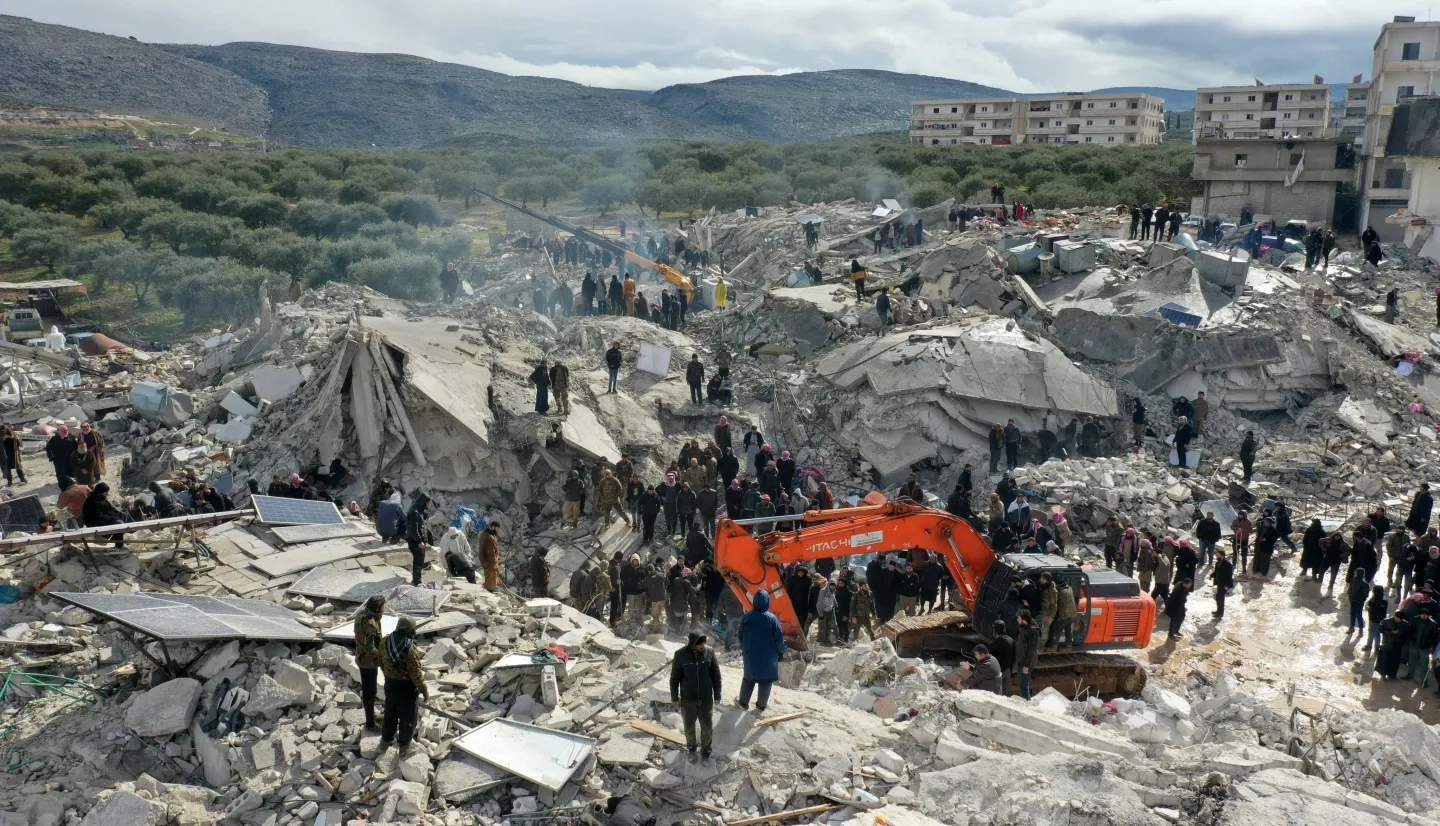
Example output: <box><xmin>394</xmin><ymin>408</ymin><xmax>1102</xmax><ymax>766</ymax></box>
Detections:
<box><xmin>645</xmin><ymin>70</ymin><xmax>1012</xmax><ymax>142</ymax></box>
<box><xmin>0</xmin><ymin>15</ymin><xmax>1197</xmax><ymax>148</ymax></box>
<box><xmin>0</xmin><ymin>15</ymin><xmax>271</xmax><ymax>135</ymax></box>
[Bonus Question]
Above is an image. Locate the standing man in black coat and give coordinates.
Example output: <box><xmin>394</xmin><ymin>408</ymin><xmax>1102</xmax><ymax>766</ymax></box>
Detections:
<box><xmin>670</xmin><ymin>631</ymin><xmax>722</xmax><ymax>762</ymax></box>
<box><xmin>1173</xmin><ymin>417</ymin><xmax>1195</xmax><ymax>470</ymax></box>
<box><xmin>988</xmin><ymin>619</ymin><xmax>1015</xmax><ymax>695</ymax></box>
<box><xmin>685</xmin><ymin>354</ymin><xmax>705</xmax><ymax>405</ymax></box>
<box><xmin>1211</xmin><ymin>551</ymin><xmax>1234</xmax><ymax>619</ymax></box>
<box><xmin>1166</xmin><ymin>579</ymin><xmax>1192</xmax><ymax>640</ymax></box>
<box><xmin>1408</xmin><ymin>483</ymin><xmax>1434</xmax><ymax>536</ymax></box>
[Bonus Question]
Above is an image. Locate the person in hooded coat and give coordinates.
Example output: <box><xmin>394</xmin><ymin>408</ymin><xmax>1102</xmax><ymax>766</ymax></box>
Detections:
<box><xmin>738</xmin><ymin>589</ymin><xmax>786</xmax><ymax>714</ymax></box>
<box><xmin>777</xmin><ymin>451</ymin><xmax>797</xmax><ymax>493</ymax></box>
<box><xmin>1300</xmin><ymin>519</ymin><xmax>1327</xmax><ymax>580</ymax></box>
<box><xmin>377</xmin><ymin>491</ymin><xmax>405</xmax><ymax>543</ymax></box>
<box><xmin>1408</xmin><ymin>483</ymin><xmax>1434</xmax><ymax>536</ymax></box>
<box><xmin>378</xmin><ymin>615</ymin><xmax>428</xmax><ymax>754</ymax></box>
<box><xmin>724</xmin><ymin>478</ymin><xmax>744</xmax><ymax>520</ymax></box>
<box><xmin>529</xmin><ymin>360</ymin><xmax>551</xmax><ymax>414</ymax></box>
<box><xmin>405</xmin><ymin>494</ymin><xmax>436</xmax><ymax>585</ymax></box>
<box><xmin>353</xmin><ymin>595</ymin><xmax>386</xmax><ymax>729</ymax></box>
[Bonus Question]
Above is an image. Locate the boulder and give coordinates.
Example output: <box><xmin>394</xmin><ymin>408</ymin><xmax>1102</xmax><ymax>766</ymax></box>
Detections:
<box><xmin>125</xmin><ymin>678</ymin><xmax>202</xmax><ymax>737</ymax></box>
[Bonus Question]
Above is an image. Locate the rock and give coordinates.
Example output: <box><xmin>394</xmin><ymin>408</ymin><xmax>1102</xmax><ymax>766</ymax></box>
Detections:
<box><xmin>195</xmin><ymin>641</ymin><xmax>241</xmax><ymax>680</ymax></box>
<box><xmin>125</xmin><ymin>678</ymin><xmax>202</xmax><ymax>737</ymax></box>
<box><xmin>273</xmin><ymin>661</ymin><xmax>316</xmax><ymax>705</ymax></box>
<box><xmin>399</xmin><ymin>752</ymin><xmax>432</xmax><ymax>783</ymax></box>
<box><xmin>871</xmin><ymin>695</ymin><xmax>898</xmax><ymax>719</ymax></box>
<box><xmin>295</xmin><ymin>801</ymin><xmax>319</xmax><ymax>820</ymax></box>
<box><xmin>642</xmin><ymin>768</ymin><xmax>683</xmax><ymax>789</ymax></box>
<box><xmin>243</xmin><ymin>675</ymin><xmax>304</xmax><ymax>715</ymax></box>
<box><xmin>191</xmin><ymin>722</ymin><xmax>231</xmax><ymax>787</ymax></box>
<box><xmin>79</xmin><ymin>791</ymin><xmax>165</xmax><ymax>826</ymax></box>
<box><xmin>384</xmin><ymin>779</ymin><xmax>429</xmax><ymax>816</ymax></box>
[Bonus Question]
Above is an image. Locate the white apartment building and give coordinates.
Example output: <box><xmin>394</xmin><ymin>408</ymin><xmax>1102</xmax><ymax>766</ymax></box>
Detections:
<box><xmin>1340</xmin><ymin>80</ymin><xmax>1370</xmax><ymax>142</ymax></box>
<box><xmin>909</xmin><ymin>97</ymin><xmax>1026</xmax><ymax>146</ymax></box>
<box><xmin>909</xmin><ymin>93</ymin><xmax>1164</xmax><ymax>147</ymax></box>
<box><xmin>1359</xmin><ymin>15</ymin><xmax>1440</xmax><ymax>240</ymax></box>
<box><xmin>1192</xmin><ymin>83</ymin><xmax>1332</xmax><ymax>141</ymax></box>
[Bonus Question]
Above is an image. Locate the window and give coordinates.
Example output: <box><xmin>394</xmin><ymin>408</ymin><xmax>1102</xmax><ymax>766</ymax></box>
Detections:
<box><xmin>1208</xmin><ymin>95</ymin><xmax>1215</xmax><ymax>104</ymax></box>
<box><xmin>1128</xmin><ymin>118</ymin><xmax>1136</xmax><ymax>125</ymax></box>
<box><xmin>1085</xmin><ymin>137</ymin><xmax>1093</xmax><ymax>142</ymax></box>
<box><xmin>1235</xmin><ymin>154</ymin><xmax>1248</xmax><ymax>167</ymax></box>
<box><xmin>981</xmin><ymin>122</ymin><xmax>988</xmax><ymax>128</ymax></box>
<box><xmin>1107</xmin><ymin>136</ymin><xmax>1116</xmax><ymax>142</ymax></box>
<box><xmin>1248</xmin><ymin>95</ymin><xmax>1257</xmax><ymax>102</ymax></box>
<box><xmin>1245</xmin><ymin>113</ymin><xmax>1254</xmax><ymax>120</ymax></box>
<box><xmin>1087</xmin><ymin>103</ymin><xmax>1094</xmax><ymax>108</ymax></box>
<box><xmin>1128</xmin><ymin>136</ymin><xmax>1137</xmax><ymax>143</ymax></box>
<box><xmin>1403</xmin><ymin>42</ymin><xmax>1421</xmax><ymax>60</ymax></box>
<box><xmin>1289</xmin><ymin>153</ymin><xmax>1302</xmax><ymax>165</ymax></box>
<box><xmin>1108</xmin><ymin>119</ymin><xmax>1116</xmax><ymax>125</ymax></box>
<box><xmin>1307</xmin><ymin>112</ymin><xmax>1316</xmax><ymax>118</ymax></box>
<box><xmin>1385</xmin><ymin>168</ymin><xmax>1406</xmax><ymax>188</ymax></box>
<box><xmin>933</xmin><ymin>108</ymin><xmax>940</xmax><ymax>113</ymax></box>
<box><xmin>1110</xmin><ymin>102</ymin><xmax>1118</xmax><ymax>107</ymax></box>
<box><xmin>1399</xmin><ymin>85</ymin><xmax>1416</xmax><ymax>98</ymax></box>
<box><xmin>1284</xmin><ymin>94</ymin><xmax>1294</xmax><ymax>101</ymax></box>
<box><xmin>1223</xmin><ymin>96</ymin><xmax>1232</xmax><ymax>102</ymax></box>
<box><xmin>1054</xmin><ymin>121</ymin><xmax>1062</xmax><ymax>127</ymax></box>
<box><xmin>1084</xmin><ymin>119</ymin><xmax>1092</xmax><ymax>126</ymax></box>
<box><xmin>951</xmin><ymin>139</ymin><xmax>957</xmax><ymax>145</ymax></box>
<box><xmin>1221</xmin><ymin>113</ymin><xmax>1231</xmax><ymax>120</ymax></box>
<box><xmin>1283</xmin><ymin>112</ymin><xmax>1292</xmax><ymax>119</ymax></box>
<box><xmin>932</xmin><ymin>139</ymin><xmax>940</xmax><ymax>145</ymax></box>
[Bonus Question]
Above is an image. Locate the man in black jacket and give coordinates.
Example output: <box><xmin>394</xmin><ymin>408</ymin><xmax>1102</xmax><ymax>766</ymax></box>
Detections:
<box><xmin>988</xmin><ymin>620</ymin><xmax>1015</xmax><ymax>695</ymax></box>
<box><xmin>1239</xmin><ymin>431</ymin><xmax>1257</xmax><ymax>483</ymax></box>
<box><xmin>686</xmin><ymin>354</ymin><xmax>705</xmax><ymax>405</ymax></box>
<box><xmin>670</xmin><ymin>631</ymin><xmax>722</xmax><ymax>761</ymax></box>
<box><xmin>1408</xmin><ymin>483</ymin><xmax>1434</xmax><ymax>536</ymax></box>
<box><xmin>1196</xmin><ymin>511</ymin><xmax>1222</xmax><ymax>567</ymax></box>
<box><xmin>1166</xmin><ymin>579</ymin><xmax>1192</xmax><ymax>640</ymax></box>
<box><xmin>1173</xmin><ymin>417</ymin><xmax>1195</xmax><ymax>470</ymax></box>
<box><xmin>1211</xmin><ymin>550</ymin><xmax>1234</xmax><ymax>618</ymax></box>
<box><xmin>604</xmin><ymin>341</ymin><xmax>623</xmax><ymax>394</ymax></box>
<box><xmin>897</xmin><ymin>562</ymin><xmax>922</xmax><ymax>616</ymax></box>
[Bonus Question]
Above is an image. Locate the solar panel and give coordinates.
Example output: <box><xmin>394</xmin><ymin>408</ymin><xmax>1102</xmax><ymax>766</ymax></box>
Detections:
<box><xmin>252</xmin><ymin>495</ymin><xmax>345</xmax><ymax>526</ymax></box>
<box><xmin>51</xmin><ymin>592</ymin><xmax>316</xmax><ymax>643</ymax></box>
<box><xmin>0</xmin><ymin>494</ymin><xmax>47</xmax><ymax>534</ymax></box>
<box><xmin>271</xmin><ymin>522</ymin><xmax>373</xmax><ymax>544</ymax></box>
<box><xmin>289</xmin><ymin>568</ymin><xmax>407</xmax><ymax>603</ymax></box>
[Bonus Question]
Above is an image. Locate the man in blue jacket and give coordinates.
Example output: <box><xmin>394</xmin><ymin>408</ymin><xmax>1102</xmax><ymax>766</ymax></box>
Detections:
<box><xmin>738</xmin><ymin>589</ymin><xmax>786</xmax><ymax>714</ymax></box>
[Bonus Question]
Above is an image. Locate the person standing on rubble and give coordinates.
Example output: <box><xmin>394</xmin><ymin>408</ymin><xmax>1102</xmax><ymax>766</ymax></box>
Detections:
<box><xmin>678</xmin><ymin>288</ymin><xmax>689</xmax><ymax>329</ymax></box>
<box><xmin>1154</xmin><ymin>205</ymin><xmax>1170</xmax><ymax>241</ymax></box>
<box><xmin>377</xmin><ymin>615</ymin><xmax>428</xmax><ymax>756</ymax></box>
<box><xmin>596</xmin><ymin>469</ymin><xmax>630</xmax><ymax>530</ymax></box>
<box><xmin>875</xmin><ymin>287</ymin><xmax>891</xmax><ymax>329</ymax></box>
<box><xmin>742</xmin><ymin>426</ymin><xmax>764</xmax><ymax>478</ymax></box>
<box><xmin>603</xmin><ymin>341</ymin><xmax>624</xmax><ymax>394</ymax></box>
<box><xmin>1013</xmin><ymin>609</ymin><xmax>1040</xmax><ymax>700</ymax></box>
<box><xmin>635</xmin><ymin>485</ymin><xmax>661</xmax><ymax>545</ymax></box>
<box><xmin>987</xmin><ymin>423</ymin><xmax>1005</xmax><ymax>474</ymax></box>
<box><xmin>353</xmin><ymin>595</ymin><xmax>385</xmax><ymax>731</ymax></box>
<box><xmin>1385</xmin><ymin>288</ymin><xmax>1400</xmax><ymax>324</ymax></box>
<box><xmin>1195</xmin><ymin>512</ymin><xmax>1221</xmax><ymax>568</ymax></box>
<box><xmin>406</xmin><ymin>493</ymin><xmax>435</xmax><ymax>586</ymax></box>
<box><xmin>1128</xmin><ymin>205</ymin><xmax>1141</xmax><ymax>240</ymax></box>
<box><xmin>1003</xmin><ymin>419</ymin><xmax>1022</xmax><ymax>470</ymax></box>
<box><xmin>1377</xmin><ymin>610</ymin><xmax>1409</xmax><ymax>680</ymax></box>
<box><xmin>659</xmin><ymin>472</ymin><xmax>681</xmax><ymax>537</ymax></box>
<box><xmin>1166</xmin><ymin>579</ymin><xmax>1193</xmax><ymax>641</ymax></box>
<box><xmin>1211</xmin><ymin>549</ymin><xmax>1234</xmax><ymax>619</ymax></box>
<box><xmin>686</xmin><ymin>354</ymin><xmax>705</xmax><ymax>405</ymax></box>
<box><xmin>549</xmin><ymin>360</ymin><xmax>571</xmax><ymax>416</ymax></box>
<box><xmin>44</xmin><ymin>424</ymin><xmax>76</xmax><ymax>483</ymax></box>
<box><xmin>671</xmin><ymin>630</ymin><xmax>722</xmax><ymax>763</ymax></box>
<box><xmin>609</xmin><ymin>273</ymin><xmax>626</xmax><ymax>316</ymax></box>
<box><xmin>478</xmin><ymin>523</ymin><xmax>501</xmax><ymax>591</ymax></box>
<box><xmin>644</xmin><ymin>562</ymin><xmax>667</xmax><ymax>629</ymax></box>
<box><xmin>529</xmin><ymin>359</ymin><xmax>551</xmax><ymax>415</ymax></box>
<box><xmin>581</xmin><ymin>272</ymin><xmax>597</xmax><ymax>315</ymax></box>
<box><xmin>1167</xmin><ymin>209</ymin><xmax>1182</xmax><ymax>241</ymax></box>
<box><xmin>718</xmin><ymin>446</ymin><xmax>740</xmax><ymax>491</ymax></box>
<box><xmin>1</xmin><ymin>424</ymin><xmax>25</xmax><ymax>486</ymax></box>
<box><xmin>529</xmin><ymin>547</ymin><xmax>550</xmax><ymax>599</ymax></box>
<box><xmin>440</xmin><ymin>262</ymin><xmax>460</xmax><ymax>304</ymax></box>
<box><xmin>738</xmin><ymin>588</ymin><xmax>785</xmax><ymax>715</ymax></box>
<box><xmin>1322</xmin><ymin>229</ymin><xmax>1337</xmax><ymax>268</ymax></box>
<box><xmin>850</xmin><ymin>257</ymin><xmax>867</xmax><ymax>299</ymax></box>
<box><xmin>1172</xmin><ymin>416</ymin><xmax>1195</xmax><ymax>471</ymax></box>
<box><xmin>1408</xmin><ymin>483</ymin><xmax>1434</xmax><ymax>536</ymax></box>
<box><xmin>1139</xmin><ymin>204</ymin><xmax>1154</xmax><ymax>240</ymax></box>
<box><xmin>1191</xmin><ymin>391</ymin><xmax>1209</xmax><ymax>435</ymax></box>
<box><xmin>1304</xmin><ymin>226</ymin><xmax>1323</xmax><ymax>269</ymax></box>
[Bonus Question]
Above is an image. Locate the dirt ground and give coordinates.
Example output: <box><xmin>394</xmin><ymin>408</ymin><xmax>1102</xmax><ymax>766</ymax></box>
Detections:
<box><xmin>1137</xmin><ymin>545</ymin><xmax>1440</xmax><ymax>724</ymax></box>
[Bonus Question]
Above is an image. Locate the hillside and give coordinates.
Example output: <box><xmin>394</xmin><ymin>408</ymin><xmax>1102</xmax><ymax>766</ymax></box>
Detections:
<box><xmin>160</xmin><ymin>41</ymin><xmax>716</xmax><ymax>148</ymax></box>
<box><xmin>645</xmin><ymin>70</ymin><xmax>1012</xmax><ymax>142</ymax></box>
<box><xmin>0</xmin><ymin>15</ymin><xmax>270</xmax><ymax>136</ymax></box>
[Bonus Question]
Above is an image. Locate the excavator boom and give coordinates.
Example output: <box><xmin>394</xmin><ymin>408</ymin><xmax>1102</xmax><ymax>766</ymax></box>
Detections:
<box><xmin>472</xmin><ymin>188</ymin><xmax>693</xmax><ymax>297</ymax></box>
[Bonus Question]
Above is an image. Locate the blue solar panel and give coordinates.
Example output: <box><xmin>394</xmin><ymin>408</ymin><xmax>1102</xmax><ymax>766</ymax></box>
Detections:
<box><xmin>252</xmin><ymin>495</ymin><xmax>344</xmax><ymax>526</ymax></box>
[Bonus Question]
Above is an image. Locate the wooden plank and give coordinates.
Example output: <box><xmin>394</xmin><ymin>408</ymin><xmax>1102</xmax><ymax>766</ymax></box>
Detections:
<box><xmin>748</xmin><ymin>768</ymin><xmax>771</xmax><ymax>815</ymax></box>
<box><xmin>725</xmin><ymin>804</ymin><xmax>840</xmax><ymax>826</ymax></box>
<box><xmin>750</xmin><ymin>711</ymin><xmax>807</xmax><ymax>729</ymax></box>
<box><xmin>629</xmin><ymin>719</ymin><xmax>687</xmax><ymax>746</ymax></box>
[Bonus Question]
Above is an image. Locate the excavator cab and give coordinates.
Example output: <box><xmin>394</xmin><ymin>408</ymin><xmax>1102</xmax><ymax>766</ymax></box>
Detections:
<box><xmin>974</xmin><ymin>553</ymin><xmax>1154</xmax><ymax>649</ymax></box>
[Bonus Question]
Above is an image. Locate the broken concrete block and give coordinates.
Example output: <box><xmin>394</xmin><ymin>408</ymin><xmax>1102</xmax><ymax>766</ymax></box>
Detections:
<box><xmin>272</xmin><ymin>661</ymin><xmax>316</xmax><ymax>705</ymax></box>
<box><xmin>191</xmin><ymin>722</ymin><xmax>231</xmax><ymax>787</ymax></box>
<box><xmin>78</xmin><ymin>791</ymin><xmax>165</xmax><ymax>826</ymax></box>
<box><xmin>251</xmin><ymin>365</ymin><xmax>305</xmax><ymax>402</ymax></box>
<box><xmin>242</xmin><ymin>675</ymin><xmax>304</xmax><ymax>715</ymax></box>
<box><xmin>220</xmin><ymin>391</ymin><xmax>260</xmax><ymax>419</ymax></box>
<box><xmin>641</xmin><ymin>768</ymin><xmax>683</xmax><ymax>789</ymax></box>
<box><xmin>125</xmin><ymin>678</ymin><xmax>202</xmax><ymax>737</ymax></box>
<box><xmin>541</xmin><ymin>665</ymin><xmax>560</xmax><ymax>708</ymax></box>
<box><xmin>194</xmin><ymin>640</ymin><xmax>241</xmax><ymax>680</ymax></box>
<box><xmin>954</xmin><ymin>690</ymin><xmax>1144</xmax><ymax>761</ymax></box>
<box><xmin>399</xmin><ymin>752</ymin><xmax>431</xmax><ymax>783</ymax></box>
<box><xmin>385</xmin><ymin>779</ymin><xmax>429</xmax><ymax>816</ymax></box>
<box><xmin>129</xmin><ymin>382</ymin><xmax>195</xmax><ymax>427</ymax></box>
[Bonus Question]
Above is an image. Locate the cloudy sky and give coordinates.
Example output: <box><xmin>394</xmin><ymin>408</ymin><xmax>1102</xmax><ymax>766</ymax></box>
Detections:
<box><xmin>6</xmin><ymin>0</ymin><xmax>1422</xmax><ymax>92</ymax></box>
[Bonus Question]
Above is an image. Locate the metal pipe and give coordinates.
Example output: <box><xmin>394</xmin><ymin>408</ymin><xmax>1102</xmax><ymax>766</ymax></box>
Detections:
<box><xmin>0</xmin><ymin>508</ymin><xmax>255</xmax><ymax>550</ymax></box>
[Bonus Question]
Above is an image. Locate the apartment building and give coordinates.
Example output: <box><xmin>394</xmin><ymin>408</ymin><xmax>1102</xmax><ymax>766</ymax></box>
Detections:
<box><xmin>1191</xmin><ymin>83</ymin><xmax>1332</xmax><ymax>141</ymax></box>
<box><xmin>909</xmin><ymin>97</ymin><xmax>1025</xmax><ymax>146</ymax></box>
<box><xmin>1359</xmin><ymin>15</ymin><xmax>1440</xmax><ymax>241</ymax></box>
<box><xmin>1190</xmin><ymin>137</ymin><xmax>1353</xmax><ymax>227</ymax></box>
<box><xmin>909</xmin><ymin>93</ymin><xmax>1164</xmax><ymax>147</ymax></box>
<box><xmin>1339</xmin><ymin>80</ymin><xmax>1371</xmax><ymax>142</ymax></box>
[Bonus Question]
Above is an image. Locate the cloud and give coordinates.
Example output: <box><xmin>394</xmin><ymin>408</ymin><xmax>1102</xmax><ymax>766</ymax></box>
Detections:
<box><xmin>3</xmin><ymin>0</ymin><xmax>1419</xmax><ymax>92</ymax></box>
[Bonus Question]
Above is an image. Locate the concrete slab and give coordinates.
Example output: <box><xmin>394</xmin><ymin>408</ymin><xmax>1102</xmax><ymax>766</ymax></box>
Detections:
<box><xmin>249</xmin><ymin>538</ymin><xmax>385</xmax><ymax>578</ymax></box>
<box><xmin>251</xmin><ymin>365</ymin><xmax>305</xmax><ymax>402</ymax></box>
<box><xmin>953</xmin><ymin>690</ymin><xmax>1145</xmax><ymax>761</ymax></box>
<box><xmin>558</xmin><ymin>404</ymin><xmax>621</xmax><ymax>463</ymax></box>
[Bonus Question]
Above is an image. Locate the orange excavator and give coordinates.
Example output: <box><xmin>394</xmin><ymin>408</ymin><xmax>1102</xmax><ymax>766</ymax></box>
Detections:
<box><xmin>714</xmin><ymin>502</ymin><xmax>1155</xmax><ymax>696</ymax></box>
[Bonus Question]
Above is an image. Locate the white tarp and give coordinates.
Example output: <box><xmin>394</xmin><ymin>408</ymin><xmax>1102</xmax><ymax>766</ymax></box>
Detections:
<box><xmin>636</xmin><ymin>342</ymin><xmax>671</xmax><ymax>376</ymax></box>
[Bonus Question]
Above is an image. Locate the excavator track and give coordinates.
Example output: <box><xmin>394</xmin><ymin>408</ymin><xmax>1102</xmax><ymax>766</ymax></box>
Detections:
<box><xmin>880</xmin><ymin>611</ymin><xmax>1147</xmax><ymax>698</ymax></box>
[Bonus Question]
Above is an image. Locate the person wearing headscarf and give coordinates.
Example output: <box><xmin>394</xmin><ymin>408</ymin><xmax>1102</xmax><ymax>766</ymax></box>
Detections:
<box><xmin>1117</xmin><ymin>527</ymin><xmax>1141</xmax><ymax>576</ymax></box>
<box><xmin>69</xmin><ymin>438</ymin><xmax>100</xmax><ymax>488</ymax></box>
<box><xmin>377</xmin><ymin>490</ymin><xmax>404</xmax><ymax>543</ymax></box>
<box><xmin>713</xmin><ymin>416</ymin><xmax>732</xmax><ymax>453</ymax></box>
<box><xmin>478</xmin><ymin>523</ymin><xmax>502</xmax><ymax>590</ymax></box>
<box><xmin>378</xmin><ymin>615</ymin><xmax>428</xmax><ymax>755</ymax></box>
<box><xmin>0</xmin><ymin>424</ymin><xmax>24</xmax><ymax>486</ymax></box>
<box><xmin>56</xmin><ymin>475</ymin><xmax>89</xmax><ymax>529</ymax></box>
<box><xmin>44</xmin><ymin>424</ymin><xmax>77</xmax><ymax>482</ymax></box>
<box><xmin>776</xmin><ymin>451</ymin><xmax>797</xmax><ymax>493</ymax></box>
<box><xmin>660</xmin><ymin>472</ymin><xmax>681</xmax><ymax>537</ymax></box>
<box><xmin>759</xmin><ymin>460</ymin><xmax>780</xmax><ymax>500</ymax></box>
<box><xmin>1301</xmin><ymin>519</ymin><xmax>1327</xmax><ymax>580</ymax></box>
<box><xmin>353</xmin><ymin>595</ymin><xmax>386</xmax><ymax>730</ymax></box>
<box><xmin>79</xmin><ymin>422</ymin><xmax>106</xmax><ymax>477</ymax></box>
<box><xmin>405</xmin><ymin>493</ymin><xmax>434</xmax><ymax>586</ymax></box>
<box><xmin>755</xmin><ymin>443</ymin><xmax>775</xmax><ymax>477</ymax></box>
<box><xmin>755</xmin><ymin>493</ymin><xmax>776</xmax><ymax>534</ymax></box>
<box><xmin>82</xmin><ymin>482</ymin><xmax>127</xmax><ymax>547</ymax></box>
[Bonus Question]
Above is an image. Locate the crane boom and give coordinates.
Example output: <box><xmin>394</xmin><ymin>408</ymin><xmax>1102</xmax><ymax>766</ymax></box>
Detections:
<box><xmin>472</xmin><ymin>188</ymin><xmax>693</xmax><ymax>297</ymax></box>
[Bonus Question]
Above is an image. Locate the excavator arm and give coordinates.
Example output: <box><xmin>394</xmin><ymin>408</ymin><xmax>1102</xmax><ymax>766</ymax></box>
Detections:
<box><xmin>715</xmin><ymin>503</ymin><xmax>996</xmax><ymax>640</ymax></box>
<box><xmin>473</xmin><ymin>188</ymin><xmax>694</xmax><ymax>298</ymax></box>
